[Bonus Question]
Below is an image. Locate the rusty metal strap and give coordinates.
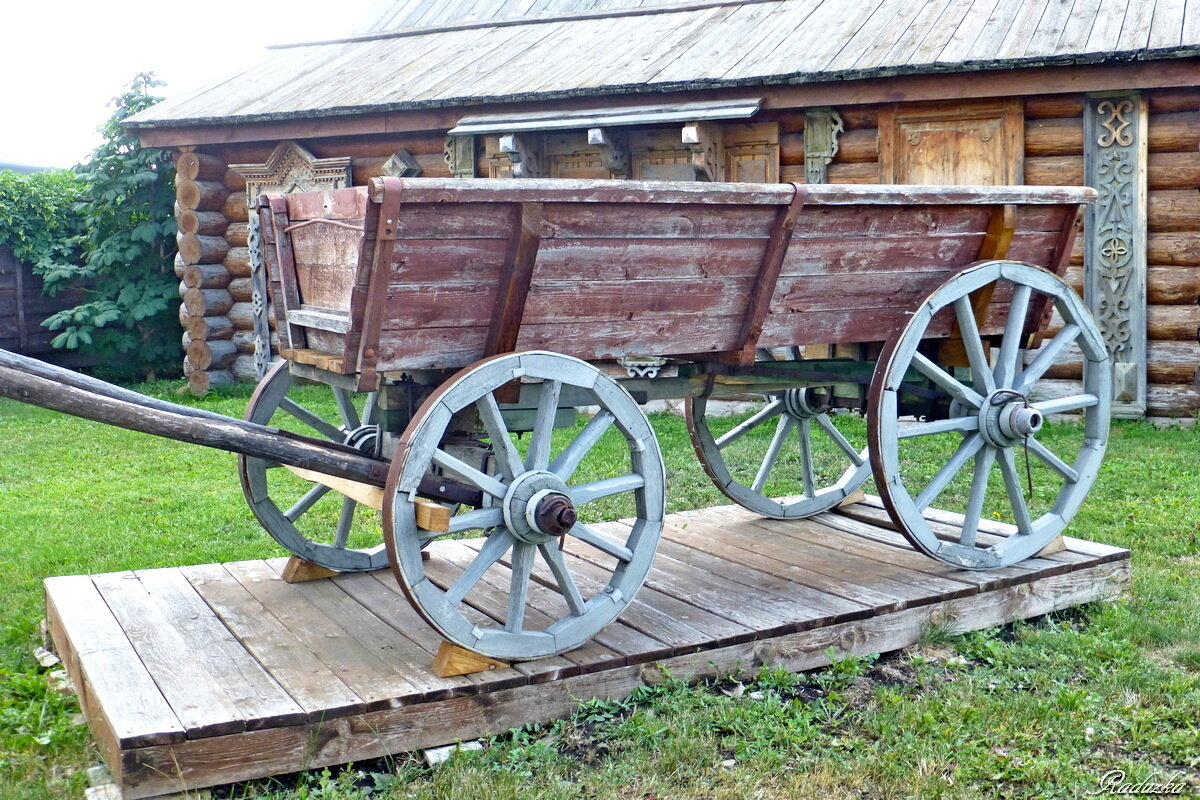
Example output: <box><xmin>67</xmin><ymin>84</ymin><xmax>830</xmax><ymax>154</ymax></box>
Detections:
<box><xmin>733</xmin><ymin>184</ymin><xmax>808</xmax><ymax>364</ymax></box>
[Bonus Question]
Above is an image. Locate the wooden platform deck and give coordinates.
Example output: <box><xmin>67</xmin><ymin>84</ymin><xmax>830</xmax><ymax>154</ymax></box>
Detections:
<box><xmin>46</xmin><ymin>498</ymin><xmax>1129</xmax><ymax>799</ymax></box>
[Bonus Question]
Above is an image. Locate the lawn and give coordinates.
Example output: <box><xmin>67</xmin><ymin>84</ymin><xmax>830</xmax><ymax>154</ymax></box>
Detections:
<box><xmin>0</xmin><ymin>382</ymin><xmax>1196</xmax><ymax>799</ymax></box>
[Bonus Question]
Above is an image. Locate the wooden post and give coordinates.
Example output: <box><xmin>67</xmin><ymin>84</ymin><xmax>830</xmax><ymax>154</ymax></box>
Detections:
<box><xmin>803</xmin><ymin>108</ymin><xmax>844</xmax><ymax>184</ymax></box>
<box><xmin>1084</xmin><ymin>92</ymin><xmax>1148</xmax><ymax>418</ymax></box>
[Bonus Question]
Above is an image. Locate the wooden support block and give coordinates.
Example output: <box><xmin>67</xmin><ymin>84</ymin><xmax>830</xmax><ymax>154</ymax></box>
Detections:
<box><xmin>431</xmin><ymin>641</ymin><xmax>509</xmax><ymax>678</ymax></box>
<box><xmin>282</xmin><ymin>464</ymin><xmax>384</xmax><ymax>510</ymax></box>
<box><xmin>280</xmin><ymin>556</ymin><xmax>340</xmax><ymax>584</ymax></box>
<box><xmin>837</xmin><ymin>488</ymin><xmax>867</xmax><ymax>508</ymax></box>
<box><xmin>1036</xmin><ymin>535</ymin><xmax>1067</xmax><ymax>557</ymax></box>
<box><xmin>415</xmin><ymin>498</ymin><xmax>452</xmax><ymax>533</ymax></box>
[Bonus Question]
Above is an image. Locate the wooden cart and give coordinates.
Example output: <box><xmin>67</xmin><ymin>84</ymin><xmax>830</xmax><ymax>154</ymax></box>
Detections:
<box><xmin>0</xmin><ymin>177</ymin><xmax>1109</xmax><ymax>663</ymax></box>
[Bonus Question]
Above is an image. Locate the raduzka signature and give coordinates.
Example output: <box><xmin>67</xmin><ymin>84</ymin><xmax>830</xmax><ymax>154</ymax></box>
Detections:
<box><xmin>1086</xmin><ymin>769</ymin><xmax>1189</xmax><ymax>796</ymax></box>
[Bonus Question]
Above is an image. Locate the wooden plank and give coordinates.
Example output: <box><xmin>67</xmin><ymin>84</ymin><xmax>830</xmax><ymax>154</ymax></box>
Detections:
<box><xmin>485</xmin><ymin>202</ymin><xmax>544</xmax><ymax>356</ymax></box>
<box><xmin>131</xmin><ymin>568</ymin><xmax>306</xmax><ymax>731</ymax></box>
<box><xmin>1148</xmin><ymin>0</ymin><xmax>1186</xmax><ymax>49</ymax></box>
<box><xmin>44</xmin><ymin>575</ymin><xmax>185</xmax><ymax>749</ymax></box>
<box><xmin>115</xmin><ymin>558</ymin><xmax>1129</xmax><ymax>799</ymax></box>
<box><xmin>180</xmin><ymin>563</ymin><xmax>364</xmax><ymax>718</ymax></box>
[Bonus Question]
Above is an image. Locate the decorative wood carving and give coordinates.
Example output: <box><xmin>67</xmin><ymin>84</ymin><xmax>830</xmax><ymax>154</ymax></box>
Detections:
<box><xmin>878</xmin><ymin>100</ymin><xmax>1023</xmax><ymax>185</ymax></box>
<box><xmin>381</xmin><ymin>149</ymin><xmax>422</xmax><ymax>178</ymax></box>
<box><xmin>230</xmin><ymin>142</ymin><xmax>352</xmax><ymax>380</ymax></box>
<box><xmin>682</xmin><ymin>121</ymin><xmax>725</xmax><ymax>181</ymax></box>
<box><xmin>803</xmin><ymin>108</ymin><xmax>843</xmax><ymax>184</ymax></box>
<box><xmin>499</xmin><ymin>133</ymin><xmax>546</xmax><ymax>178</ymax></box>
<box><xmin>587</xmin><ymin>128</ymin><xmax>630</xmax><ymax>177</ymax></box>
<box><xmin>1084</xmin><ymin>92</ymin><xmax>1148</xmax><ymax>417</ymax></box>
<box><xmin>444</xmin><ymin>134</ymin><xmax>476</xmax><ymax>178</ymax></box>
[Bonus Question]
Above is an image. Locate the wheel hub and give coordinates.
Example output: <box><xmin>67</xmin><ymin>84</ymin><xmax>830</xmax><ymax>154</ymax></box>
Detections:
<box><xmin>343</xmin><ymin>424</ymin><xmax>382</xmax><ymax>456</ymax></box>
<box><xmin>782</xmin><ymin>387</ymin><xmax>828</xmax><ymax>419</ymax></box>
<box><xmin>503</xmin><ymin>471</ymin><xmax>576</xmax><ymax>543</ymax></box>
<box><xmin>978</xmin><ymin>390</ymin><xmax>1043</xmax><ymax>447</ymax></box>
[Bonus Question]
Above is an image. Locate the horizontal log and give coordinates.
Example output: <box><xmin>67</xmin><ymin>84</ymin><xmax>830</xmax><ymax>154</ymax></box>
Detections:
<box><xmin>223</xmin><ymin>169</ymin><xmax>247</xmax><ymax>192</ymax></box>
<box><xmin>837</xmin><ymin>107</ymin><xmax>877</xmax><ymax>130</ymax></box>
<box><xmin>1148</xmin><ymin>382</ymin><xmax>1200</xmax><ymax>417</ymax></box>
<box><xmin>176</xmin><ymin>209</ymin><xmax>228</xmax><ymax>237</ymax></box>
<box><xmin>183</xmin><ymin>288</ymin><xmax>233</xmax><ymax>317</ymax></box>
<box><xmin>1024</xmin><ymin>118</ymin><xmax>1083</xmax><ymax>157</ymax></box>
<box><xmin>178</xmin><ymin>301</ymin><xmax>191</xmax><ymax>329</ymax></box>
<box><xmin>175</xmin><ymin>151</ymin><xmax>227</xmax><ymax>182</ymax></box>
<box><xmin>780</xmin><ymin>165</ymin><xmax>804</xmax><ymax>182</ymax></box>
<box><xmin>173</xmin><ymin>252</ymin><xmax>186</xmax><ymax>279</ymax></box>
<box><xmin>176</xmin><ymin>180</ymin><xmax>229</xmax><ymax>212</ymax></box>
<box><xmin>1024</xmin><ymin>94</ymin><xmax>1084</xmax><ymax>119</ymax></box>
<box><xmin>227</xmin><ymin>301</ymin><xmax>256</xmax><ymax>330</ymax></box>
<box><xmin>836</xmin><ymin>129</ymin><xmax>878</xmax><ymax>163</ymax></box>
<box><xmin>1149</xmin><ymin>151</ymin><xmax>1200</xmax><ymax>190</ymax></box>
<box><xmin>182</xmin><ymin>263</ymin><xmax>232</xmax><ymax>291</ymax></box>
<box><xmin>177</xmin><ymin>233</ymin><xmax>230</xmax><ymax>266</ymax></box>
<box><xmin>1148</xmin><ymin>112</ymin><xmax>1200</xmax><ymax>152</ymax></box>
<box><xmin>1148</xmin><ymin>88</ymin><xmax>1200</xmax><ymax>114</ymax></box>
<box><xmin>232</xmin><ymin>354</ymin><xmax>259</xmax><ymax>383</ymax></box>
<box><xmin>187</xmin><ymin>369</ymin><xmax>236</xmax><ymax>396</ymax></box>
<box><xmin>1148</xmin><ymin>340</ymin><xmax>1200</xmax><ymax>383</ymax></box>
<box><xmin>187</xmin><ymin>338</ymin><xmax>238</xmax><ymax>371</ymax></box>
<box><xmin>826</xmin><ymin>161</ymin><xmax>880</xmax><ymax>184</ymax></box>
<box><xmin>780</xmin><ymin>133</ymin><xmax>802</xmax><ymax>166</ymax></box>
<box><xmin>224</xmin><ymin>247</ymin><xmax>251</xmax><ymax>278</ymax></box>
<box><xmin>1024</xmin><ymin>155</ymin><xmax>1083</xmax><ymax>186</ymax></box>
<box><xmin>1148</xmin><ymin>304</ymin><xmax>1200</xmax><ymax>339</ymax></box>
<box><xmin>1148</xmin><ymin>190</ymin><xmax>1200</xmax><ymax>233</ymax></box>
<box><xmin>1148</xmin><ymin>266</ymin><xmax>1200</xmax><ymax>303</ymax></box>
<box><xmin>232</xmin><ymin>330</ymin><xmax>256</xmax><ymax>355</ymax></box>
<box><xmin>228</xmin><ymin>277</ymin><xmax>253</xmax><ymax>303</ymax></box>
<box><xmin>225</xmin><ymin>222</ymin><xmax>250</xmax><ymax>248</ymax></box>
<box><xmin>186</xmin><ymin>314</ymin><xmax>234</xmax><ymax>342</ymax></box>
<box><xmin>222</xmin><ymin>191</ymin><xmax>248</xmax><ymax>222</ymax></box>
<box><xmin>414</xmin><ymin>152</ymin><xmax>452</xmax><ymax>179</ymax></box>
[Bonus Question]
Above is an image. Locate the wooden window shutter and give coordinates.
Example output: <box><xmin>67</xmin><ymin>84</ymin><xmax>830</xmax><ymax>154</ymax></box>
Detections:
<box><xmin>878</xmin><ymin>99</ymin><xmax>1023</xmax><ymax>185</ymax></box>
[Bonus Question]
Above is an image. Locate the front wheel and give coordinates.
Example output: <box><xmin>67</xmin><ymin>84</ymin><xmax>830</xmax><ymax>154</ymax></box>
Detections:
<box><xmin>868</xmin><ymin>260</ymin><xmax>1111</xmax><ymax>570</ymax></box>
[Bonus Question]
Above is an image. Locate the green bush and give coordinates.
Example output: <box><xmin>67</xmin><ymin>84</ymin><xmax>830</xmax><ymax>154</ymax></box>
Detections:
<box><xmin>0</xmin><ymin>170</ymin><xmax>84</xmax><ymax>274</ymax></box>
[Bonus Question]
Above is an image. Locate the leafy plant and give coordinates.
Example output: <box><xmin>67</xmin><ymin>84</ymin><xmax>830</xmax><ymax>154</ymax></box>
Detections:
<box><xmin>38</xmin><ymin>73</ymin><xmax>178</xmax><ymax>380</ymax></box>
<box><xmin>0</xmin><ymin>170</ymin><xmax>84</xmax><ymax>274</ymax></box>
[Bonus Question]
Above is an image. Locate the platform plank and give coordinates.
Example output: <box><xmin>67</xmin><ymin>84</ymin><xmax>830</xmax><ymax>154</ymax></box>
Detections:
<box><xmin>45</xmin><ymin>501</ymin><xmax>1130</xmax><ymax>799</ymax></box>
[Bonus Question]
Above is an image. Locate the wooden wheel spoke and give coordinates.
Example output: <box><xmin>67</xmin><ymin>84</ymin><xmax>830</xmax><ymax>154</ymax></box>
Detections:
<box><xmin>797</xmin><ymin>418</ymin><xmax>816</xmax><ymax>497</ymax></box>
<box><xmin>568</xmin><ymin>473</ymin><xmax>644</xmax><ymax>506</ymax></box>
<box><xmin>912</xmin><ymin>352</ymin><xmax>983</xmax><ymax>408</ymax></box>
<box><xmin>432</xmin><ymin>448</ymin><xmax>508</xmax><ymax>499</ymax></box>
<box><xmin>1025</xmin><ymin>437</ymin><xmax>1080</xmax><ymax>483</ymax></box>
<box><xmin>279</xmin><ymin>398</ymin><xmax>343</xmax><ymax>441</ymax></box>
<box><xmin>1015</xmin><ymin>324</ymin><xmax>1080</xmax><ymax>393</ymax></box>
<box><xmin>960</xmin><ymin>446</ymin><xmax>997</xmax><ymax>548</ymax></box>
<box><xmin>284</xmin><ymin>483</ymin><xmax>331</xmax><ymax>521</ymax></box>
<box><xmin>444</xmin><ymin>529</ymin><xmax>512</xmax><ymax>606</ymax></box>
<box><xmin>715</xmin><ymin>399</ymin><xmax>783</xmax><ymax>449</ymax></box>
<box><xmin>915</xmin><ymin>433</ymin><xmax>985</xmax><ymax>511</ymax></box>
<box><xmin>569</xmin><ymin>523</ymin><xmax>634</xmax><ymax>562</ymax></box>
<box><xmin>814</xmin><ymin>414</ymin><xmax>865</xmax><ymax>466</ymax></box>
<box><xmin>526</xmin><ymin>379</ymin><xmax>562</xmax><ymax>471</ymax></box>
<box><xmin>897</xmin><ymin>416</ymin><xmax>979</xmax><ymax>439</ymax></box>
<box><xmin>505</xmin><ymin>542</ymin><xmax>536</xmax><ymax>632</ymax></box>
<box><xmin>997</xmin><ymin>448</ymin><xmax>1035</xmax><ymax>535</ymax></box>
<box><xmin>361</xmin><ymin>392</ymin><xmax>380</xmax><ymax>425</ymax></box>
<box><xmin>992</xmin><ymin>283</ymin><xmax>1032</xmax><ymax>389</ymax></box>
<box><xmin>550</xmin><ymin>410</ymin><xmax>615</xmax><ymax>481</ymax></box>
<box><xmin>539</xmin><ymin>543</ymin><xmax>587</xmax><ymax>616</ymax></box>
<box><xmin>446</xmin><ymin>506</ymin><xmax>505</xmax><ymax>535</ymax></box>
<box><xmin>953</xmin><ymin>295</ymin><xmax>996</xmax><ymax>395</ymax></box>
<box><xmin>332</xmin><ymin>387</ymin><xmax>360</xmax><ymax>430</ymax></box>
<box><xmin>476</xmin><ymin>393</ymin><xmax>524</xmax><ymax>482</ymax></box>
<box><xmin>333</xmin><ymin>497</ymin><xmax>355</xmax><ymax>548</ymax></box>
<box><xmin>1032</xmin><ymin>394</ymin><xmax>1099</xmax><ymax>415</ymax></box>
<box><xmin>752</xmin><ymin>415</ymin><xmax>795</xmax><ymax>493</ymax></box>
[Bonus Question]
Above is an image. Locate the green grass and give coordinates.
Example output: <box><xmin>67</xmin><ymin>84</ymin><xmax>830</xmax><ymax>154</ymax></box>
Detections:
<box><xmin>0</xmin><ymin>385</ymin><xmax>1196</xmax><ymax>799</ymax></box>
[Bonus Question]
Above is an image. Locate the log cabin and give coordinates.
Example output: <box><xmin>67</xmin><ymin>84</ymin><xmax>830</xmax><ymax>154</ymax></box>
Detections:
<box><xmin>125</xmin><ymin>0</ymin><xmax>1200</xmax><ymax>417</ymax></box>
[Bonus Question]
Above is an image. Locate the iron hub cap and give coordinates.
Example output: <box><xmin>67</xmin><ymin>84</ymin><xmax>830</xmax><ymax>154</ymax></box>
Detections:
<box><xmin>978</xmin><ymin>390</ymin><xmax>1043</xmax><ymax>447</ymax></box>
<box><xmin>782</xmin><ymin>387</ymin><xmax>828</xmax><ymax>419</ymax></box>
<box><xmin>502</xmin><ymin>470</ymin><xmax>577</xmax><ymax>544</ymax></box>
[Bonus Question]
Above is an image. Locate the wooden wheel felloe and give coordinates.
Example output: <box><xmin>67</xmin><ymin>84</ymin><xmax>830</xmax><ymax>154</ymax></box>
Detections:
<box><xmin>239</xmin><ymin>361</ymin><xmax>388</xmax><ymax>572</ymax></box>
<box><xmin>384</xmin><ymin>351</ymin><xmax>665</xmax><ymax>661</ymax></box>
<box><xmin>687</xmin><ymin>384</ymin><xmax>870</xmax><ymax>519</ymax></box>
<box><xmin>868</xmin><ymin>260</ymin><xmax>1111</xmax><ymax>570</ymax></box>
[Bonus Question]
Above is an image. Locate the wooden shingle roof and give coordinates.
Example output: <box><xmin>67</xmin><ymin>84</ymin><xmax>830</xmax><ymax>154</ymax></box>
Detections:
<box><xmin>127</xmin><ymin>0</ymin><xmax>1200</xmax><ymax>131</ymax></box>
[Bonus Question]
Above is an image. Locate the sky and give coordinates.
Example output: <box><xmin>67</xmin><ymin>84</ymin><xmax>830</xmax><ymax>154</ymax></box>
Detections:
<box><xmin>1</xmin><ymin>0</ymin><xmax>376</xmax><ymax>169</ymax></box>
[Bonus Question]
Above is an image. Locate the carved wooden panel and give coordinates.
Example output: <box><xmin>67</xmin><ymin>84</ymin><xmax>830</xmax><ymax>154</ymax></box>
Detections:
<box><xmin>879</xmin><ymin>100</ymin><xmax>1023</xmax><ymax>185</ymax></box>
<box><xmin>723</xmin><ymin>122</ymin><xmax>780</xmax><ymax>184</ymax></box>
<box><xmin>1084</xmin><ymin>92</ymin><xmax>1148</xmax><ymax>417</ymax></box>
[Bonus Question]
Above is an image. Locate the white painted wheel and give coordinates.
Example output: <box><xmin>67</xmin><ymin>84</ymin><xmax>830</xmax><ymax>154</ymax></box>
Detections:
<box><xmin>868</xmin><ymin>260</ymin><xmax>1111</xmax><ymax>569</ymax></box>
<box><xmin>239</xmin><ymin>361</ymin><xmax>388</xmax><ymax>572</ymax></box>
<box><xmin>384</xmin><ymin>351</ymin><xmax>665</xmax><ymax>661</ymax></box>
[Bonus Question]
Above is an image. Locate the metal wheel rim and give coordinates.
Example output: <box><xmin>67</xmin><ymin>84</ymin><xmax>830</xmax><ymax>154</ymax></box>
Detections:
<box><xmin>868</xmin><ymin>260</ymin><xmax>1111</xmax><ymax>570</ymax></box>
<box><xmin>239</xmin><ymin>361</ymin><xmax>388</xmax><ymax>572</ymax></box>
<box><xmin>686</xmin><ymin>387</ymin><xmax>870</xmax><ymax>519</ymax></box>
<box><xmin>384</xmin><ymin>351</ymin><xmax>665</xmax><ymax>661</ymax></box>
